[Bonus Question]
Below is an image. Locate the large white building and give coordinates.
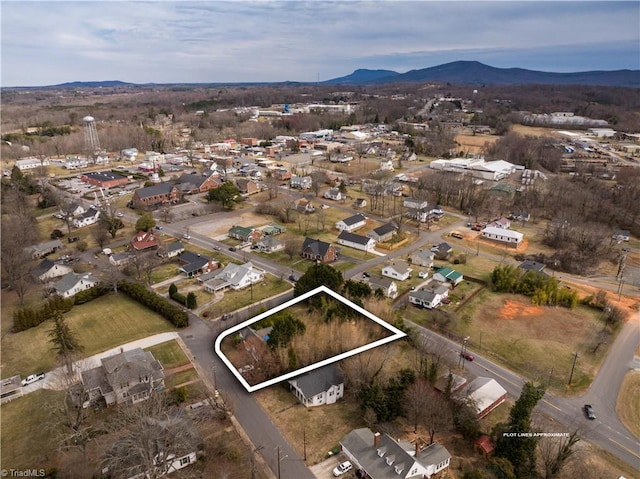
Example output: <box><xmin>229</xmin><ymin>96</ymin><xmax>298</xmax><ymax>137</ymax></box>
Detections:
<box><xmin>481</xmin><ymin>226</ymin><xmax>523</xmax><ymax>247</ymax></box>
<box><xmin>429</xmin><ymin>157</ymin><xmax>518</xmax><ymax>181</ymax></box>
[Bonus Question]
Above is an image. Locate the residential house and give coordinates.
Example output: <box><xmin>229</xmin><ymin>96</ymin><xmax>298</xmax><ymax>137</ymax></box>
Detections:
<box><xmin>434</xmin><ymin>373</ymin><xmax>467</xmax><ymax>395</ymax></box>
<box><xmin>481</xmin><ymin>226</ymin><xmax>524</xmax><ymax>247</ymax></box>
<box><xmin>15</xmin><ymin>157</ymin><xmax>49</xmax><ymax>171</ymax></box>
<box><xmin>301</xmin><ymin>237</ymin><xmax>338</xmax><ymax>263</ymax></box>
<box><xmin>323</xmin><ymin>187</ymin><xmax>345</xmax><ymax>201</ymax></box>
<box><xmin>409</xmin><ymin>285</ymin><xmax>449</xmax><ymax>309</ymax></box>
<box><xmin>163</xmin><ymin>241</ymin><xmax>185</xmax><ymax>259</ymax></box>
<box><xmin>353</xmin><ymin>198</ymin><xmax>367</xmax><ymax>209</ymax></box>
<box><xmin>612</xmin><ymin>229</ymin><xmax>631</xmax><ymax>242</ymax></box>
<box><xmin>254</xmin><ymin>236</ymin><xmax>284</xmax><ymax>253</ymax></box>
<box><xmin>25</xmin><ymin>239</ymin><xmax>64</xmax><ymax>259</ymax></box>
<box><xmin>60</xmin><ymin>203</ymin><xmax>85</xmax><ymax>218</ymax></box>
<box><xmin>178</xmin><ymin>251</ymin><xmax>218</xmax><ymax>278</ymax></box>
<box><xmin>518</xmin><ymin>260</ymin><xmax>546</xmax><ymax>274</ymax></box>
<box><xmin>433</xmin><ymin>267</ymin><xmax>463</xmax><ymax>286</ymax></box>
<box><xmin>379</xmin><ymin>159</ymin><xmax>394</xmax><ymax>171</ymax></box>
<box><xmin>367</xmin><ymin>276</ymin><xmax>398</xmax><ymax>299</ymax></box>
<box><xmin>72</xmin><ymin>207</ymin><xmax>100</xmax><ymax>228</ymax></box>
<box><xmin>403</xmin><ymin>198</ymin><xmax>429</xmax><ymax>219</ymax></box>
<box><xmin>459</xmin><ymin>377</ymin><xmax>507</xmax><ymax>419</ymax></box>
<box><xmin>109</xmin><ymin>252</ymin><xmax>134</xmax><ymax>267</ymax></box>
<box><xmin>490</xmin><ymin>217</ymin><xmax>511</xmax><ymax>229</ymax></box>
<box><xmin>31</xmin><ymin>258</ymin><xmax>73</xmax><ymax>282</ymax></box>
<box><xmin>290</xmin><ymin>175</ymin><xmax>312</xmax><ymax>189</ymax></box>
<box><xmin>132</xmin><ymin>183</ymin><xmax>181</xmax><ymax>209</ymax></box>
<box><xmin>0</xmin><ymin>376</ymin><xmax>23</xmax><ymax>404</ymax></box>
<box><xmin>53</xmin><ymin>272</ymin><xmax>99</xmax><ymax>298</ymax></box>
<box><xmin>102</xmin><ymin>409</ymin><xmax>203</xmax><ymax>478</ymax></box>
<box><xmin>130</xmin><ymin>231</ymin><xmax>160</xmax><ymax>251</ymax></box>
<box><xmin>288</xmin><ymin>364</ymin><xmax>344</xmax><ymax>408</ymax></box>
<box><xmin>367</xmin><ymin>222</ymin><xmax>398</xmax><ymax>243</ymax></box>
<box><xmin>431</xmin><ymin>242</ymin><xmax>452</xmax><ymax>260</ymax></box>
<box><xmin>294</xmin><ymin>198</ymin><xmax>315</xmax><ymax>214</ymax></box>
<box><xmin>336</xmin><ymin>213</ymin><xmax>367</xmax><ymax>232</ymax></box>
<box><xmin>261</xmin><ymin>224</ymin><xmax>286</xmax><ymax>236</ymax></box>
<box><xmin>339</xmin><ymin>428</ymin><xmax>452</xmax><ymax>479</ymax></box>
<box><xmin>228</xmin><ymin>225</ymin><xmax>263</xmax><ymax>244</ymax></box>
<box><xmin>410</xmin><ymin>249</ymin><xmax>434</xmax><ymax>268</ymax></box>
<box><xmin>80</xmin><ymin>171</ymin><xmax>128</xmax><ymax>189</ymax></box>
<box><xmin>81</xmin><ymin>348</ymin><xmax>164</xmax><ymax>407</ymax></box>
<box><xmin>175</xmin><ymin>172</ymin><xmax>221</xmax><ymax>195</ymax></box>
<box><xmin>203</xmin><ymin>262</ymin><xmax>264</xmax><ymax>292</ymax></box>
<box><xmin>382</xmin><ymin>260</ymin><xmax>412</xmax><ymax>281</ymax></box>
<box><xmin>64</xmin><ymin>156</ymin><xmax>88</xmax><ymax>169</ymax></box>
<box><xmin>274</xmin><ymin>168</ymin><xmax>291</xmax><ymax>181</ymax></box>
<box><xmin>338</xmin><ymin>231</ymin><xmax>376</xmax><ymax>252</ymax></box>
<box><xmin>235</xmin><ymin>178</ymin><xmax>260</xmax><ymax>195</ymax></box>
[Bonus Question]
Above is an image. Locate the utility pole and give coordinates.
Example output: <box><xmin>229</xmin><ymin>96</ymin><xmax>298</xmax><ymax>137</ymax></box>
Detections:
<box><xmin>568</xmin><ymin>352</ymin><xmax>578</xmax><ymax>385</ymax></box>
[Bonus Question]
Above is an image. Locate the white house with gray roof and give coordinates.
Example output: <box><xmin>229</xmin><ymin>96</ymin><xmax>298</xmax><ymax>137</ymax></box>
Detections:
<box><xmin>203</xmin><ymin>262</ymin><xmax>264</xmax><ymax>292</ymax></box>
<box><xmin>288</xmin><ymin>364</ymin><xmax>344</xmax><ymax>407</ymax></box>
<box><xmin>382</xmin><ymin>260</ymin><xmax>412</xmax><ymax>281</ymax></box>
<box><xmin>367</xmin><ymin>276</ymin><xmax>398</xmax><ymax>299</ymax></box>
<box><xmin>409</xmin><ymin>285</ymin><xmax>449</xmax><ymax>309</ymax></box>
<box><xmin>339</xmin><ymin>428</ymin><xmax>451</xmax><ymax>479</ymax></box>
<box><xmin>337</xmin><ymin>231</ymin><xmax>376</xmax><ymax>252</ymax></box>
<box><xmin>410</xmin><ymin>249</ymin><xmax>435</xmax><ymax>268</ymax></box>
<box><xmin>53</xmin><ymin>272</ymin><xmax>99</xmax><ymax>298</ymax></box>
<box><xmin>31</xmin><ymin>258</ymin><xmax>72</xmax><ymax>282</ymax></box>
<box><xmin>336</xmin><ymin>213</ymin><xmax>367</xmax><ymax>232</ymax></box>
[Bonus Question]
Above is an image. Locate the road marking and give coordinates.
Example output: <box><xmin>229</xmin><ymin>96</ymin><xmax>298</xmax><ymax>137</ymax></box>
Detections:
<box><xmin>542</xmin><ymin>399</ymin><xmax>561</xmax><ymax>412</ymax></box>
<box><xmin>480</xmin><ymin>365</ymin><xmax>521</xmax><ymax>389</ymax></box>
<box><xmin>608</xmin><ymin>437</ymin><xmax>640</xmax><ymax>460</ymax></box>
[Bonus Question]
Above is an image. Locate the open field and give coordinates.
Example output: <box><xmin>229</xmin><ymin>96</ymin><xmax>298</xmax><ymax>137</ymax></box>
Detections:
<box><xmin>1</xmin><ymin>294</ymin><xmax>175</xmax><ymax>379</ymax></box>
<box><xmin>616</xmin><ymin>371</ymin><xmax>640</xmax><ymax>440</ymax></box>
<box><xmin>0</xmin><ymin>389</ymin><xmax>66</xmax><ymax>470</ymax></box>
<box><xmin>455</xmin><ymin>132</ymin><xmax>500</xmax><ymax>155</ymax></box>
<box><xmin>404</xmin><ymin>291</ymin><xmax>609</xmax><ymax>394</ymax></box>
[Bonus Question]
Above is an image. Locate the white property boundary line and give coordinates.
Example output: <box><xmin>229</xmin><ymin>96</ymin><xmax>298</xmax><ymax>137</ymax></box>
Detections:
<box><xmin>214</xmin><ymin>285</ymin><xmax>407</xmax><ymax>392</ymax></box>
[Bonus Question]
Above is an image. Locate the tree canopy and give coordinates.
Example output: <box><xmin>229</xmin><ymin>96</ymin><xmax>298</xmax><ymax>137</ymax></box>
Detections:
<box><xmin>294</xmin><ymin>262</ymin><xmax>343</xmax><ymax>297</ymax></box>
<box><xmin>207</xmin><ymin>181</ymin><xmax>242</xmax><ymax>210</ymax></box>
<box><xmin>135</xmin><ymin>212</ymin><xmax>156</xmax><ymax>232</ymax></box>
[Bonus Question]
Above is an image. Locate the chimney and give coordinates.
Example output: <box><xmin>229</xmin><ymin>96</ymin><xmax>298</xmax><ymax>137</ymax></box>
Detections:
<box><xmin>374</xmin><ymin>432</ymin><xmax>381</xmax><ymax>448</ymax></box>
<box><xmin>415</xmin><ymin>440</ymin><xmax>420</xmax><ymax>456</ymax></box>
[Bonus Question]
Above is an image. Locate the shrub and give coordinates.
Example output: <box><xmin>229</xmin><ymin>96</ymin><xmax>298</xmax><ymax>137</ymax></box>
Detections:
<box><xmin>13</xmin><ymin>296</ymin><xmax>75</xmax><ymax>332</ymax></box>
<box><xmin>50</xmin><ymin>229</ymin><xmax>64</xmax><ymax>239</ymax></box>
<box><xmin>118</xmin><ymin>281</ymin><xmax>189</xmax><ymax>328</ymax></box>
<box><xmin>76</xmin><ymin>240</ymin><xmax>88</xmax><ymax>252</ymax></box>
<box><xmin>74</xmin><ymin>285</ymin><xmax>110</xmax><ymax>305</ymax></box>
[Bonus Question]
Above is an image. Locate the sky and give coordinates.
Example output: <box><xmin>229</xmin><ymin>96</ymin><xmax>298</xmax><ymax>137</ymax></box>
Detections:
<box><xmin>1</xmin><ymin>1</ymin><xmax>639</xmax><ymax>87</ymax></box>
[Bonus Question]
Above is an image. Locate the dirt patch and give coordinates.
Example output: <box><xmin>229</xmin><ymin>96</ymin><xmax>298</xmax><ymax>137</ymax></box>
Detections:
<box><xmin>455</xmin><ymin>133</ymin><xmax>499</xmax><ymax>155</ymax></box>
<box><xmin>498</xmin><ymin>299</ymin><xmax>545</xmax><ymax>320</ymax></box>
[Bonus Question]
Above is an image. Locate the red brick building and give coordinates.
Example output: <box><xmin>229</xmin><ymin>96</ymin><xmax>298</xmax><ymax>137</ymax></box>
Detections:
<box><xmin>80</xmin><ymin>171</ymin><xmax>129</xmax><ymax>189</ymax></box>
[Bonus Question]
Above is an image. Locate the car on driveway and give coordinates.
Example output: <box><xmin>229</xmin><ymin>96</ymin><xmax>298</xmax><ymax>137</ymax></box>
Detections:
<box><xmin>418</xmin><ymin>271</ymin><xmax>428</xmax><ymax>278</ymax></box>
<box><xmin>22</xmin><ymin>372</ymin><xmax>45</xmax><ymax>386</ymax></box>
<box><xmin>584</xmin><ymin>404</ymin><xmax>596</xmax><ymax>420</ymax></box>
<box><xmin>333</xmin><ymin>461</ymin><xmax>352</xmax><ymax>477</ymax></box>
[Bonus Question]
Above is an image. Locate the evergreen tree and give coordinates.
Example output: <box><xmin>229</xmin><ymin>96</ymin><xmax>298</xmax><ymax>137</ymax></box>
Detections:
<box><xmin>294</xmin><ymin>262</ymin><xmax>343</xmax><ymax>297</ymax></box>
<box><xmin>49</xmin><ymin>310</ymin><xmax>83</xmax><ymax>373</ymax></box>
<box><xmin>186</xmin><ymin>292</ymin><xmax>197</xmax><ymax>310</ymax></box>
<box><xmin>135</xmin><ymin>212</ymin><xmax>156</xmax><ymax>232</ymax></box>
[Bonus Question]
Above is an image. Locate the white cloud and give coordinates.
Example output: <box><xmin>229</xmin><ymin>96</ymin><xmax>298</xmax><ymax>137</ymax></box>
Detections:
<box><xmin>1</xmin><ymin>1</ymin><xmax>638</xmax><ymax>86</ymax></box>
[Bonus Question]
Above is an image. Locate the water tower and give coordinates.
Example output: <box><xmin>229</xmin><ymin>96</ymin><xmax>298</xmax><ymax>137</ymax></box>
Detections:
<box><xmin>83</xmin><ymin>115</ymin><xmax>101</xmax><ymax>151</ymax></box>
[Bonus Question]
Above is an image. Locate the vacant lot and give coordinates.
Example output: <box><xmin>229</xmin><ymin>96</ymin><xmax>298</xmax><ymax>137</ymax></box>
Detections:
<box><xmin>1</xmin><ymin>293</ymin><xmax>175</xmax><ymax>379</ymax></box>
<box><xmin>455</xmin><ymin>132</ymin><xmax>500</xmax><ymax>155</ymax></box>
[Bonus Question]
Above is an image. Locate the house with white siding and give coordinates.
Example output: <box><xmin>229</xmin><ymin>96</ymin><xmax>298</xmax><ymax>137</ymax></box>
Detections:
<box><xmin>336</xmin><ymin>213</ymin><xmax>367</xmax><ymax>232</ymax></box>
<box><xmin>53</xmin><ymin>272</ymin><xmax>99</xmax><ymax>298</ymax></box>
<box><xmin>72</xmin><ymin>207</ymin><xmax>100</xmax><ymax>228</ymax></box>
<box><xmin>481</xmin><ymin>226</ymin><xmax>523</xmax><ymax>247</ymax></box>
<box><xmin>367</xmin><ymin>276</ymin><xmax>398</xmax><ymax>299</ymax></box>
<box><xmin>337</xmin><ymin>231</ymin><xmax>376</xmax><ymax>252</ymax></box>
<box><xmin>382</xmin><ymin>260</ymin><xmax>412</xmax><ymax>281</ymax></box>
<box><xmin>288</xmin><ymin>364</ymin><xmax>344</xmax><ymax>408</ymax></box>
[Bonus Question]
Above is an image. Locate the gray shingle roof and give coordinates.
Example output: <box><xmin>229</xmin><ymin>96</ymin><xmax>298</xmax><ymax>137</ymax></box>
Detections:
<box><xmin>372</xmin><ymin>222</ymin><xmax>397</xmax><ymax>237</ymax></box>
<box><xmin>302</xmin><ymin>237</ymin><xmax>333</xmax><ymax>257</ymax></box>
<box><xmin>338</xmin><ymin>230</ymin><xmax>372</xmax><ymax>245</ymax></box>
<box><xmin>135</xmin><ymin>182</ymin><xmax>176</xmax><ymax>199</ymax></box>
<box><xmin>290</xmin><ymin>364</ymin><xmax>343</xmax><ymax>399</ymax></box>
<box><xmin>340</xmin><ymin>213</ymin><xmax>367</xmax><ymax>226</ymax></box>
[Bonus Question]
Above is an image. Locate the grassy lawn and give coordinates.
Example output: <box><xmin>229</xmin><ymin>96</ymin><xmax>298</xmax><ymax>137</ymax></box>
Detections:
<box><xmin>165</xmin><ymin>369</ymin><xmax>198</xmax><ymax>389</ymax></box>
<box><xmin>145</xmin><ymin>340</ymin><xmax>190</xmax><ymax>369</ymax></box>
<box><xmin>202</xmin><ymin>277</ymin><xmax>292</xmax><ymax>318</ymax></box>
<box><xmin>0</xmin><ymin>389</ymin><xmax>65</xmax><ymax>470</ymax></box>
<box><xmin>1</xmin><ymin>294</ymin><xmax>175</xmax><ymax>379</ymax></box>
<box><xmin>616</xmin><ymin>371</ymin><xmax>640</xmax><ymax>439</ymax></box>
<box><xmin>150</xmin><ymin>261</ymin><xmax>181</xmax><ymax>283</ymax></box>
<box><xmin>405</xmin><ymin>291</ymin><xmax>609</xmax><ymax>395</ymax></box>
<box><xmin>254</xmin><ymin>385</ymin><xmax>365</xmax><ymax>465</ymax></box>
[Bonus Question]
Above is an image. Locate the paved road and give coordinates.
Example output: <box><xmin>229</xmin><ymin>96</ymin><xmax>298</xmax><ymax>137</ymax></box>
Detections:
<box><xmin>180</xmin><ymin>313</ymin><xmax>314</xmax><ymax>479</ymax></box>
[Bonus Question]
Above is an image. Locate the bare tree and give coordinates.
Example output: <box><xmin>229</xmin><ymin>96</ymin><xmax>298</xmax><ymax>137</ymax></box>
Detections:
<box><xmin>92</xmin><ymin>224</ymin><xmax>111</xmax><ymax>250</ymax></box>
<box><xmin>283</xmin><ymin>234</ymin><xmax>302</xmax><ymax>261</ymax></box>
<box><xmin>1</xmin><ymin>214</ymin><xmax>37</xmax><ymax>304</ymax></box>
<box><xmin>538</xmin><ymin>431</ymin><xmax>581</xmax><ymax>479</ymax></box>
<box><xmin>403</xmin><ymin>378</ymin><xmax>432</xmax><ymax>433</ymax></box>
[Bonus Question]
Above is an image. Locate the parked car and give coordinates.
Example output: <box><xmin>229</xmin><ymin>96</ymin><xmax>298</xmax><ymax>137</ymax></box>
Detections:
<box><xmin>183</xmin><ymin>233</ymin><xmax>191</xmax><ymax>240</ymax></box>
<box><xmin>584</xmin><ymin>404</ymin><xmax>596</xmax><ymax>420</ymax></box>
<box><xmin>460</xmin><ymin>352</ymin><xmax>474</xmax><ymax>361</ymax></box>
<box><xmin>21</xmin><ymin>372</ymin><xmax>45</xmax><ymax>387</ymax></box>
<box><xmin>362</xmin><ymin>272</ymin><xmax>370</xmax><ymax>278</ymax></box>
<box><xmin>229</xmin><ymin>246</ymin><xmax>237</xmax><ymax>252</ymax></box>
<box><xmin>116</xmin><ymin>212</ymin><xmax>124</xmax><ymax>217</ymax></box>
<box><xmin>333</xmin><ymin>461</ymin><xmax>353</xmax><ymax>477</ymax></box>
<box><xmin>155</xmin><ymin>225</ymin><xmax>163</xmax><ymax>230</ymax></box>
<box><xmin>418</xmin><ymin>271</ymin><xmax>428</xmax><ymax>278</ymax></box>
<box><xmin>450</xmin><ymin>232</ymin><xmax>464</xmax><ymax>239</ymax></box>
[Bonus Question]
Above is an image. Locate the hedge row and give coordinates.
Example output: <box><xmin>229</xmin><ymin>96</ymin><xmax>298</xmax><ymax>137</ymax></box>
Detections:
<box><xmin>13</xmin><ymin>296</ymin><xmax>74</xmax><ymax>332</ymax></box>
<box><xmin>118</xmin><ymin>281</ymin><xmax>189</xmax><ymax>328</ymax></box>
<box><xmin>74</xmin><ymin>285</ymin><xmax>110</xmax><ymax>305</ymax></box>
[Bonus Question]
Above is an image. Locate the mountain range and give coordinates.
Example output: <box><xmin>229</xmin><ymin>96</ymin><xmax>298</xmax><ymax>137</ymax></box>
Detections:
<box><xmin>324</xmin><ymin>61</ymin><xmax>639</xmax><ymax>87</ymax></box>
<box><xmin>41</xmin><ymin>61</ymin><xmax>639</xmax><ymax>89</ymax></box>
